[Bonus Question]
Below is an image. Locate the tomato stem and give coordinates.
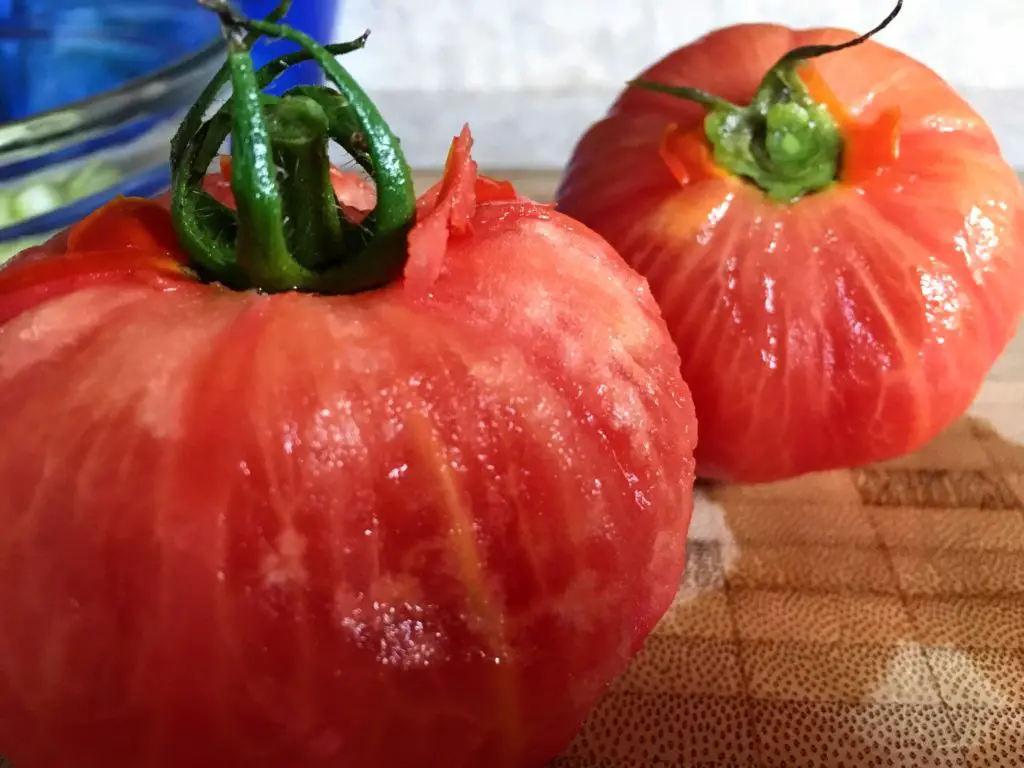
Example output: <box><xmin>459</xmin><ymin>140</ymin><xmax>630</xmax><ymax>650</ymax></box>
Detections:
<box><xmin>631</xmin><ymin>0</ymin><xmax>903</xmax><ymax>202</ymax></box>
<box><xmin>171</xmin><ymin>0</ymin><xmax>416</xmax><ymax>294</ymax></box>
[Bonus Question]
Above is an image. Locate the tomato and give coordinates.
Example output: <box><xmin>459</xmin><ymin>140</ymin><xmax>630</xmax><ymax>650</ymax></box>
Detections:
<box><xmin>0</xmin><ymin>10</ymin><xmax>697</xmax><ymax>765</ymax></box>
<box><xmin>557</xmin><ymin>7</ymin><xmax>1024</xmax><ymax>482</ymax></box>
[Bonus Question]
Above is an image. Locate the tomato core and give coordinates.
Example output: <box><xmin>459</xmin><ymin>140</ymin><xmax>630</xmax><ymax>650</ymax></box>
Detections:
<box><xmin>630</xmin><ymin>0</ymin><xmax>904</xmax><ymax>202</ymax></box>
<box><xmin>171</xmin><ymin>2</ymin><xmax>417</xmax><ymax>295</ymax></box>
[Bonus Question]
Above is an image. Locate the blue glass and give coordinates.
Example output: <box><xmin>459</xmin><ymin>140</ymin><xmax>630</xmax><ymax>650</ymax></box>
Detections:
<box><xmin>242</xmin><ymin>0</ymin><xmax>341</xmax><ymax>95</ymax></box>
<box><xmin>0</xmin><ymin>0</ymin><xmax>341</xmax><ymax>257</ymax></box>
<box><xmin>0</xmin><ymin>1</ymin><xmax>219</xmax><ymax>121</ymax></box>
<box><xmin>0</xmin><ymin>0</ymin><xmax>341</xmax><ymax>122</ymax></box>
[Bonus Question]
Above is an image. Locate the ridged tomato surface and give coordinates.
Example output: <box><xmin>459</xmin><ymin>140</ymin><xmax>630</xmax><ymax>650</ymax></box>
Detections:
<box><xmin>0</xmin><ymin>131</ymin><xmax>697</xmax><ymax>768</ymax></box>
<box><xmin>557</xmin><ymin>25</ymin><xmax>1024</xmax><ymax>482</ymax></box>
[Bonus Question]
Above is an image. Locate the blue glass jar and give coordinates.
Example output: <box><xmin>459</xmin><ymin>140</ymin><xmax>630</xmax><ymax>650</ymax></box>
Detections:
<box><xmin>0</xmin><ymin>0</ymin><xmax>341</xmax><ymax>264</ymax></box>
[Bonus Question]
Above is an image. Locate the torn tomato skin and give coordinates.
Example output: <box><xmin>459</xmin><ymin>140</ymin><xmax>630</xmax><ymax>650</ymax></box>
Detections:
<box><xmin>556</xmin><ymin>23</ymin><xmax>1024</xmax><ymax>483</ymax></box>
<box><xmin>0</xmin><ymin>126</ymin><xmax>697</xmax><ymax>768</ymax></box>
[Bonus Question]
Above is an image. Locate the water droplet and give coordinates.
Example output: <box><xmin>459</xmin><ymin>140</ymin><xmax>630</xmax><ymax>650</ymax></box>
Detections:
<box><xmin>387</xmin><ymin>463</ymin><xmax>409</xmax><ymax>481</ymax></box>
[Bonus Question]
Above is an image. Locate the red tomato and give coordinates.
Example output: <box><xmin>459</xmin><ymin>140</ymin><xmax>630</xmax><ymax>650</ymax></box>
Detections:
<box><xmin>0</xmin><ymin>128</ymin><xmax>697</xmax><ymax>768</ymax></box>
<box><xmin>557</xmin><ymin>23</ymin><xmax>1024</xmax><ymax>482</ymax></box>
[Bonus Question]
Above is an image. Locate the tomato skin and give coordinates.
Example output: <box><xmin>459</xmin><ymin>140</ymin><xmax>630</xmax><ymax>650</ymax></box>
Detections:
<box><xmin>557</xmin><ymin>25</ymin><xmax>1024</xmax><ymax>483</ymax></box>
<box><xmin>0</xmin><ymin>133</ymin><xmax>696</xmax><ymax>767</ymax></box>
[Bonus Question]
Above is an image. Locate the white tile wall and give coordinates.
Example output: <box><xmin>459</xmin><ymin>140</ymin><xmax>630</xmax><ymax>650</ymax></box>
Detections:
<box><xmin>336</xmin><ymin>0</ymin><xmax>1024</xmax><ymax>92</ymax></box>
<box><xmin>329</xmin><ymin>0</ymin><xmax>1024</xmax><ymax>169</ymax></box>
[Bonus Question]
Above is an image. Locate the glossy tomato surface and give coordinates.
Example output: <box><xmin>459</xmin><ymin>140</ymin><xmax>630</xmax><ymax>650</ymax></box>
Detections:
<box><xmin>0</xmin><ymin>130</ymin><xmax>697</xmax><ymax>768</ymax></box>
<box><xmin>557</xmin><ymin>25</ymin><xmax>1024</xmax><ymax>482</ymax></box>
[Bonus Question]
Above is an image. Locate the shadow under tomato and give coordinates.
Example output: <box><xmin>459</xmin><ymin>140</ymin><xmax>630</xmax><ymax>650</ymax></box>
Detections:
<box><xmin>550</xmin><ymin>415</ymin><xmax>1024</xmax><ymax>768</ymax></box>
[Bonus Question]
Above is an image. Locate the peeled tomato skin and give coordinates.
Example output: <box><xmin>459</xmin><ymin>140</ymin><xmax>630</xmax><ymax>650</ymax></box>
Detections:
<box><xmin>556</xmin><ymin>24</ymin><xmax>1024</xmax><ymax>483</ymax></box>
<box><xmin>0</xmin><ymin>151</ymin><xmax>697</xmax><ymax>768</ymax></box>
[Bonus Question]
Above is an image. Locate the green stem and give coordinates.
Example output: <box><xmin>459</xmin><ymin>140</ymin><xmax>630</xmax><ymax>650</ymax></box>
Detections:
<box><xmin>222</xmin><ymin>30</ymin><xmax>308</xmax><ymax>292</ymax></box>
<box><xmin>263</xmin><ymin>95</ymin><xmax>346</xmax><ymax>271</ymax></box>
<box><xmin>169</xmin><ymin>0</ymin><xmax>292</xmax><ymax>174</ymax></box>
<box><xmin>626</xmin><ymin>80</ymin><xmax>734</xmax><ymax>113</ymax></box>
<box><xmin>631</xmin><ymin>0</ymin><xmax>903</xmax><ymax>202</ymax></box>
<box><xmin>169</xmin><ymin>39</ymin><xmax>368</xmax><ymax>290</ymax></box>
<box><xmin>174</xmin><ymin>1</ymin><xmax>416</xmax><ymax>294</ymax></box>
<box><xmin>237</xmin><ymin>15</ymin><xmax>416</xmax><ymax>293</ymax></box>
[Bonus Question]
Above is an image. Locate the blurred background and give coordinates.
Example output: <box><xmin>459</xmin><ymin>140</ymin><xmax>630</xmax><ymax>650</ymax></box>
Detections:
<box><xmin>336</xmin><ymin>0</ymin><xmax>1024</xmax><ymax>169</ymax></box>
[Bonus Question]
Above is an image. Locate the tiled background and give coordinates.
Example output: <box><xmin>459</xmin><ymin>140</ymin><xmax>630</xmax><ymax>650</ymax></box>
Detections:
<box><xmin>337</xmin><ymin>0</ymin><xmax>1024</xmax><ymax>92</ymax></box>
<box><xmin>333</xmin><ymin>0</ymin><xmax>1024</xmax><ymax>169</ymax></box>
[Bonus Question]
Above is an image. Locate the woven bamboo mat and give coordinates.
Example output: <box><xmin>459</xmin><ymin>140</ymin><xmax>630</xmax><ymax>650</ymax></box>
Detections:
<box><xmin>551</xmin><ymin>329</ymin><xmax>1024</xmax><ymax>768</ymax></box>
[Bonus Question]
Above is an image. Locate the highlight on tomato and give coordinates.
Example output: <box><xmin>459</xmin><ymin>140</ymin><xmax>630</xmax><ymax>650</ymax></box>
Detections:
<box><xmin>556</xmin><ymin>0</ymin><xmax>1024</xmax><ymax>483</ymax></box>
<box><xmin>0</xmin><ymin>2</ymin><xmax>698</xmax><ymax>767</ymax></box>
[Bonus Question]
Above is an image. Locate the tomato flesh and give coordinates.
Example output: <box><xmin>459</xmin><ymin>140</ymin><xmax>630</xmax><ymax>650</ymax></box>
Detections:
<box><xmin>0</xmin><ymin>135</ymin><xmax>697</xmax><ymax>767</ymax></box>
<box><xmin>557</xmin><ymin>25</ymin><xmax>1024</xmax><ymax>482</ymax></box>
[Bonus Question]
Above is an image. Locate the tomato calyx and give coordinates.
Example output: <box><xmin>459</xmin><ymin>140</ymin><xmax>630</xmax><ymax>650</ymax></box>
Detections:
<box><xmin>171</xmin><ymin>0</ymin><xmax>417</xmax><ymax>295</ymax></box>
<box><xmin>404</xmin><ymin>124</ymin><xmax>528</xmax><ymax>297</ymax></box>
<box><xmin>631</xmin><ymin>0</ymin><xmax>903</xmax><ymax>202</ymax></box>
